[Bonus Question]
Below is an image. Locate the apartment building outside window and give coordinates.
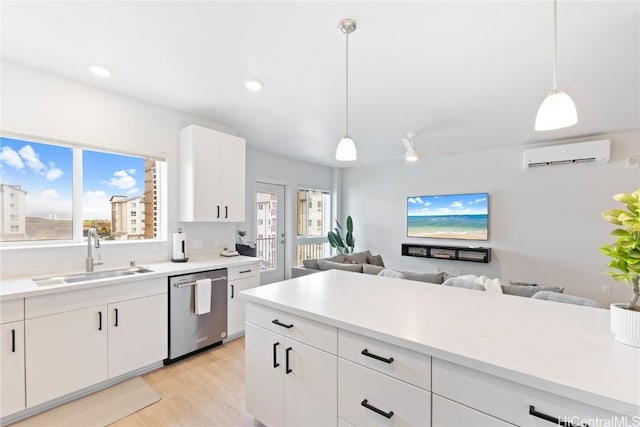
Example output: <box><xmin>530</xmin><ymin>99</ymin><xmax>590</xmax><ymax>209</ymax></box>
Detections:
<box><xmin>0</xmin><ymin>135</ymin><xmax>165</xmax><ymax>244</ymax></box>
<box><xmin>296</xmin><ymin>189</ymin><xmax>331</xmax><ymax>265</ymax></box>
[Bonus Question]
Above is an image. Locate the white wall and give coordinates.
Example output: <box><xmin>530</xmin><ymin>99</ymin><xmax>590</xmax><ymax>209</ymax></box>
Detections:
<box><xmin>0</xmin><ymin>60</ymin><xmax>332</xmax><ymax>279</ymax></box>
<box><xmin>343</xmin><ymin>131</ymin><xmax>640</xmax><ymax>305</ymax></box>
<box><xmin>241</xmin><ymin>148</ymin><xmax>333</xmax><ymax>282</ymax></box>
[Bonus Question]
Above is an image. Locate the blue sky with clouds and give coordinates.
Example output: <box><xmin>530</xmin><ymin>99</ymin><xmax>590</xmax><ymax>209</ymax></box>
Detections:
<box><xmin>407</xmin><ymin>193</ymin><xmax>488</xmax><ymax>217</ymax></box>
<box><xmin>0</xmin><ymin>137</ymin><xmax>143</xmax><ymax>219</ymax></box>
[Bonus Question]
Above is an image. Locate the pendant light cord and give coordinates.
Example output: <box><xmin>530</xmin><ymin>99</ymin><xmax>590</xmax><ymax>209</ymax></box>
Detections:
<box><xmin>345</xmin><ymin>31</ymin><xmax>350</xmax><ymax>136</ymax></box>
<box><xmin>552</xmin><ymin>0</ymin><xmax>558</xmax><ymax>91</ymax></box>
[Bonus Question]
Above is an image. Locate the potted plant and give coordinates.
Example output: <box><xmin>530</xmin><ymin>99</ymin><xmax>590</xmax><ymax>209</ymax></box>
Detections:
<box><xmin>327</xmin><ymin>215</ymin><xmax>354</xmax><ymax>254</ymax></box>
<box><xmin>600</xmin><ymin>189</ymin><xmax>640</xmax><ymax>347</ymax></box>
<box><xmin>237</xmin><ymin>230</ymin><xmax>247</xmax><ymax>244</ymax></box>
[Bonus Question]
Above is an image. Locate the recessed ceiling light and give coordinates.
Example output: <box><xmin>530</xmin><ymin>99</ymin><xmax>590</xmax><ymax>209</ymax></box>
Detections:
<box><xmin>244</xmin><ymin>79</ymin><xmax>263</xmax><ymax>92</ymax></box>
<box><xmin>89</xmin><ymin>65</ymin><xmax>112</xmax><ymax>78</ymax></box>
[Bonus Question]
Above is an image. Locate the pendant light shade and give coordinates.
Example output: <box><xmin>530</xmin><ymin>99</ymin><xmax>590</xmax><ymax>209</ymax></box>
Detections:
<box><xmin>535</xmin><ymin>0</ymin><xmax>578</xmax><ymax>131</ymax></box>
<box><xmin>535</xmin><ymin>89</ymin><xmax>577</xmax><ymax>131</ymax></box>
<box><xmin>336</xmin><ymin>136</ymin><xmax>357</xmax><ymax>161</ymax></box>
<box><xmin>336</xmin><ymin>19</ymin><xmax>357</xmax><ymax>161</ymax></box>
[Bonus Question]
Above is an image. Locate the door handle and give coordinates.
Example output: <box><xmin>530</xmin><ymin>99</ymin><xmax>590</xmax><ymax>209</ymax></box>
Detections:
<box><xmin>225</xmin><ymin>206</ymin><xmax>228</xmax><ymax>218</ymax></box>
<box><xmin>273</xmin><ymin>342</ymin><xmax>280</xmax><ymax>368</ymax></box>
<box><xmin>98</xmin><ymin>311</ymin><xmax>103</xmax><ymax>331</ymax></box>
<box><xmin>285</xmin><ymin>347</ymin><xmax>292</xmax><ymax>374</ymax></box>
<box><xmin>217</xmin><ymin>205</ymin><xmax>220</xmax><ymax>218</ymax></box>
<box><xmin>114</xmin><ymin>308</ymin><xmax>119</xmax><ymax>327</ymax></box>
<box><xmin>231</xmin><ymin>284</ymin><xmax>235</xmax><ymax>298</ymax></box>
<box><xmin>11</xmin><ymin>329</ymin><xmax>15</xmax><ymax>353</ymax></box>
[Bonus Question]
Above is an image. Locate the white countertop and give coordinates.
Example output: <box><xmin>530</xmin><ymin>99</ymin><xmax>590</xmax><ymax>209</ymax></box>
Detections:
<box><xmin>241</xmin><ymin>269</ymin><xmax>640</xmax><ymax>417</ymax></box>
<box><xmin>0</xmin><ymin>255</ymin><xmax>259</xmax><ymax>300</ymax></box>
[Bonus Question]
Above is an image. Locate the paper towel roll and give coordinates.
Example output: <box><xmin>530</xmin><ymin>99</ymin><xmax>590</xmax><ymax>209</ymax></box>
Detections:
<box><xmin>172</xmin><ymin>233</ymin><xmax>187</xmax><ymax>260</ymax></box>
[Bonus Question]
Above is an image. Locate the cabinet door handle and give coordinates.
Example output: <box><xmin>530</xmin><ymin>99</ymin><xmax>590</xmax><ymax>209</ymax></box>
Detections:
<box><xmin>11</xmin><ymin>329</ymin><xmax>15</xmax><ymax>353</ymax></box>
<box><xmin>361</xmin><ymin>348</ymin><xmax>394</xmax><ymax>364</ymax></box>
<box><xmin>361</xmin><ymin>399</ymin><xmax>394</xmax><ymax>419</ymax></box>
<box><xmin>217</xmin><ymin>205</ymin><xmax>220</xmax><ymax>218</ymax></box>
<box><xmin>529</xmin><ymin>405</ymin><xmax>587</xmax><ymax>426</ymax></box>
<box><xmin>98</xmin><ymin>311</ymin><xmax>103</xmax><ymax>331</ymax></box>
<box><xmin>239</xmin><ymin>269</ymin><xmax>252</xmax><ymax>274</ymax></box>
<box><xmin>272</xmin><ymin>319</ymin><xmax>293</xmax><ymax>329</ymax></box>
<box><xmin>225</xmin><ymin>206</ymin><xmax>228</xmax><ymax>218</ymax></box>
<box><xmin>231</xmin><ymin>284</ymin><xmax>235</xmax><ymax>298</ymax></box>
<box><xmin>114</xmin><ymin>308</ymin><xmax>119</xmax><ymax>327</ymax></box>
<box><xmin>273</xmin><ymin>342</ymin><xmax>280</xmax><ymax>368</ymax></box>
<box><xmin>285</xmin><ymin>347</ymin><xmax>292</xmax><ymax>374</ymax></box>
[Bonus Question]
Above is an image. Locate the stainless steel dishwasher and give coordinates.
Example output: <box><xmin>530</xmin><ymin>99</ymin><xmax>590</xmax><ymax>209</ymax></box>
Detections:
<box><xmin>167</xmin><ymin>268</ymin><xmax>228</xmax><ymax>362</ymax></box>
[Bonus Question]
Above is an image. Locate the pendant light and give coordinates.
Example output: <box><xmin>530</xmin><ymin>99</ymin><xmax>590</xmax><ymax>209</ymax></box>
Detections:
<box><xmin>535</xmin><ymin>0</ymin><xmax>578</xmax><ymax>131</ymax></box>
<box><xmin>335</xmin><ymin>19</ymin><xmax>357</xmax><ymax>161</ymax></box>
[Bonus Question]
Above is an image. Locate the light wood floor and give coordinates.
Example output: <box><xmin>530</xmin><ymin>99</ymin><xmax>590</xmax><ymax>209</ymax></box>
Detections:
<box><xmin>112</xmin><ymin>338</ymin><xmax>260</xmax><ymax>427</ymax></box>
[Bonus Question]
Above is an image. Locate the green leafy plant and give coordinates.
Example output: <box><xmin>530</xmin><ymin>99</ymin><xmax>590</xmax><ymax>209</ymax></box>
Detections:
<box><xmin>327</xmin><ymin>215</ymin><xmax>354</xmax><ymax>254</ymax></box>
<box><xmin>237</xmin><ymin>230</ymin><xmax>247</xmax><ymax>238</ymax></box>
<box><xmin>600</xmin><ymin>189</ymin><xmax>640</xmax><ymax>311</ymax></box>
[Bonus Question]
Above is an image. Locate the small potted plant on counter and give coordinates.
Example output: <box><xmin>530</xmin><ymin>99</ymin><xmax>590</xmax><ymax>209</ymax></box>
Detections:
<box><xmin>237</xmin><ymin>230</ymin><xmax>247</xmax><ymax>243</ymax></box>
<box><xmin>600</xmin><ymin>189</ymin><xmax>640</xmax><ymax>347</ymax></box>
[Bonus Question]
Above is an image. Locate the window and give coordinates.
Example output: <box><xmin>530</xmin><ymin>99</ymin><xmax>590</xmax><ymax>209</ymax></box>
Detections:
<box><xmin>296</xmin><ymin>189</ymin><xmax>331</xmax><ymax>265</ymax></box>
<box><xmin>10</xmin><ymin>225</ymin><xmax>19</xmax><ymax>232</ymax></box>
<box><xmin>131</xmin><ymin>219</ymin><xmax>136</xmax><ymax>225</ymax></box>
<box><xmin>0</xmin><ymin>135</ymin><xmax>165</xmax><ymax>244</ymax></box>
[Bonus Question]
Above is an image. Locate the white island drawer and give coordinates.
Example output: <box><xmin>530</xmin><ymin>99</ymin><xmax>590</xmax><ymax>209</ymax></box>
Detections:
<box><xmin>432</xmin><ymin>358</ymin><xmax>632</xmax><ymax>426</ymax></box>
<box><xmin>245</xmin><ymin>302</ymin><xmax>337</xmax><ymax>353</ymax></box>
<box><xmin>0</xmin><ymin>299</ymin><xmax>24</xmax><ymax>324</ymax></box>
<box><xmin>339</xmin><ymin>329</ymin><xmax>430</xmax><ymax>389</ymax></box>
<box><xmin>338</xmin><ymin>358</ymin><xmax>430</xmax><ymax>426</ymax></box>
<box><xmin>432</xmin><ymin>394</ymin><xmax>515</xmax><ymax>426</ymax></box>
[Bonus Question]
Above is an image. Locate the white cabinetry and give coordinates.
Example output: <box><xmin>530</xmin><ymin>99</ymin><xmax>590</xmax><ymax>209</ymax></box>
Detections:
<box><xmin>226</xmin><ymin>263</ymin><xmax>260</xmax><ymax>339</ymax></box>
<box><xmin>179</xmin><ymin>124</ymin><xmax>246</xmax><ymax>222</ymax></box>
<box><xmin>432</xmin><ymin>394</ymin><xmax>514</xmax><ymax>427</ymax></box>
<box><xmin>245</xmin><ymin>303</ymin><xmax>337</xmax><ymax>426</ymax></box>
<box><xmin>24</xmin><ymin>278</ymin><xmax>167</xmax><ymax>408</ymax></box>
<box><xmin>1</xmin><ymin>299</ymin><xmax>25</xmax><ymax>417</ymax></box>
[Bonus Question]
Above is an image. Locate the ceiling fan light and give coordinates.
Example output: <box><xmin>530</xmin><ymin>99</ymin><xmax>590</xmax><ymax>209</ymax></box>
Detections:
<box><xmin>405</xmin><ymin>147</ymin><xmax>418</xmax><ymax>162</ymax></box>
<box><xmin>535</xmin><ymin>90</ymin><xmax>578</xmax><ymax>131</ymax></box>
<box><xmin>336</xmin><ymin>136</ymin><xmax>357</xmax><ymax>161</ymax></box>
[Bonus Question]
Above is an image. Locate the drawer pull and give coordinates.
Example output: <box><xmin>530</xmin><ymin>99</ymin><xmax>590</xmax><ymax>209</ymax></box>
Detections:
<box><xmin>361</xmin><ymin>348</ymin><xmax>394</xmax><ymax>364</ymax></box>
<box><xmin>272</xmin><ymin>319</ymin><xmax>294</xmax><ymax>329</ymax></box>
<box><xmin>98</xmin><ymin>311</ymin><xmax>103</xmax><ymax>331</ymax></box>
<box><xmin>361</xmin><ymin>399</ymin><xmax>394</xmax><ymax>419</ymax></box>
<box><xmin>273</xmin><ymin>342</ymin><xmax>280</xmax><ymax>368</ymax></box>
<box><xmin>285</xmin><ymin>347</ymin><xmax>293</xmax><ymax>374</ymax></box>
<box><xmin>114</xmin><ymin>308</ymin><xmax>119</xmax><ymax>327</ymax></box>
<box><xmin>239</xmin><ymin>269</ymin><xmax>252</xmax><ymax>274</ymax></box>
<box><xmin>529</xmin><ymin>405</ymin><xmax>587</xmax><ymax>426</ymax></box>
<box><xmin>11</xmin><ymin>329</ymin><xmax>15</xmax><ymax>353</ymax></box>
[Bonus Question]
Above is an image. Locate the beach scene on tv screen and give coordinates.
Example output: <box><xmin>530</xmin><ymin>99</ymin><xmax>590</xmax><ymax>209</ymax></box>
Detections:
<box><xmin>407</xmin><ymin>193</ymin><xmax>488</xmax><ymax>240</ymax></box>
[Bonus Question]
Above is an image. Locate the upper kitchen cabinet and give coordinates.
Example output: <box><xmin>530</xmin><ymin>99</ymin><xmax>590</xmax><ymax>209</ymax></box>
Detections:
<box><xmin>179</xmin><ymin>125</ymin><xmax>246</xmax><ymax>222</ymax></box>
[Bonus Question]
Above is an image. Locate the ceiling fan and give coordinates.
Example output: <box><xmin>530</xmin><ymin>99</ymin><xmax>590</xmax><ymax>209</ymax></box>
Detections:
<box><xmin>400</xmin><ymin>131</ymin><xmax>450</xmax><ymax>163</ymax></box>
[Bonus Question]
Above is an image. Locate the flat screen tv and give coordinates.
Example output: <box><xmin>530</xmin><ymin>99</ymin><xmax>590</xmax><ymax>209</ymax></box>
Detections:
<box><xmin>407</xmin><ymin>193</ymin><xmax>489</xmax><ymax>240</ymax></box>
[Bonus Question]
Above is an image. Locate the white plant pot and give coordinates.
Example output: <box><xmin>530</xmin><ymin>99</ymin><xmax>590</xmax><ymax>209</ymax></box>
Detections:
<box><xmin>610</xmin><ymin>303</ymin><xmax>640</xmax><ymax>348</ymax></box>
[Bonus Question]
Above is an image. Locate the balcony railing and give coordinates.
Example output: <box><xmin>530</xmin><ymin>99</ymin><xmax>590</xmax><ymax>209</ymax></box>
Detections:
<box><xmin>256</xmin><ymin>236</ymin><xmax>276</xmax><ymax>271</ymax></box>
<box><xmin>295</xmin><ymin>241</ymin><xmax>328</xmax><ymax>266</ymax></box>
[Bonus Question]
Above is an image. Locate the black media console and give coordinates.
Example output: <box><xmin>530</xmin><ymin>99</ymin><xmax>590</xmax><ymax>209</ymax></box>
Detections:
<box><xmin>401</xmin><ymin>243</ymin><xmax>491</xmax><ymax>263</ymax></box>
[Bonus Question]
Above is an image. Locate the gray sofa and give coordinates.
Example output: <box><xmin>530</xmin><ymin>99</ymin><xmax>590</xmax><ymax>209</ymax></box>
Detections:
<box><xmin>293</xmin><ymin>250</ymin><xmax>570</xmax><ymax>299</ymax></box>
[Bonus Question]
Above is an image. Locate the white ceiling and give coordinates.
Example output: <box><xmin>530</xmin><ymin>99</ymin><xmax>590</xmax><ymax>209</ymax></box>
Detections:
<box><xmin>1</xmin><ymin>1</ymin><xmax>638</xmax><ymax>167</ymax></box>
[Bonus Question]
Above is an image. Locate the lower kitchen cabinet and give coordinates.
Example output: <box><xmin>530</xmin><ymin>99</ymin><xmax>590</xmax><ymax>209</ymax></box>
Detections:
<box><xmin>107</xmin><ymin>294</ymin><xmax>167</xmax><ymax>378</ymax></box>
<box><xmin>245</xmin><ymin>323</ymin><xmax>337</xmax><ymax>426</ymax></box>
<box><xmin>26</xmin><ymin>305</ymin><xmax>108</xmax><ymax>407</ymax></box>
<box><xmin>1</xmin><ymin>321</ymin><xmax>25</xmax><ymax>417</ymax></box>
<box><xmin>432</xmin><ymin>394</ymin><xmax>514</xmax><ymax>427</ymax></box>
<box><xmin>227</xmin><ymin>263</ymin><xmax>260</xmax><ymax>338</ymax></box>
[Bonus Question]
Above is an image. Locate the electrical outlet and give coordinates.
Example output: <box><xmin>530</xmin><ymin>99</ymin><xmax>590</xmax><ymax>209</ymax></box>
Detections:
<box><xmin>601</xmin><ymin>285</ymin><xmax>611</xmax><ymax>294</ymax></box>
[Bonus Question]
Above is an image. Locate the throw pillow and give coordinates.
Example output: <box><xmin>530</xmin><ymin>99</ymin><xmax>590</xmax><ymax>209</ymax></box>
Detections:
<box><xmin>501</xmin><ymin>284</ymin><xmax>564</xmax><ymax>298</ymax></box>
<box><xmin>317</xmin><ymin>259</ymin><xmax>363</xmax><ymax>273</ymax></box>
<box><xmin>510</xmin><ymin>280</ymin><xmax>538</xmax><ymax>287</ymax></box>
<box><xmin>328</xmin><ymin>254</ymin><xmax>347</xmax><ymax>263</ymax></box>
<box><xmin>343</xmin><ymin>250</ymin><xmax>372</xmax><ymax>265</ymax></box>
<box><xmin>442</xmin><ymin>277</ymin><xmax>486</xmax><ymax>291</ymax></box>
<box><xmin>302</xmin><ymin>258</ymin><xmax>320</xmax><ymax>269</ymax></box>
<box><xmin>367</xmin><ymin>254</ymin><xmax>385</xmax><ymax>267</ymax></box>
<box><xmin>483</xmin><ymin>277</ymin><xmax>504</xmax><ymax>294</ymax></box>
<box><xmin>377</xmin><ymin>269</ymin><xmax>406</xmax><ymax>279</ymax></box>
<box><xmin>363</xmin><ymin>264</ymin><xmax>385</xmax><ymax>275</ymax></box>
<box><xmin>401</xmin><ymin>271</ymin><xmax>445</xmax><ymax>284</ymax></box>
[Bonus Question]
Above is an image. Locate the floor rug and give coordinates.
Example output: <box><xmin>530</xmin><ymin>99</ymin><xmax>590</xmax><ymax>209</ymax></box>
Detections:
<box><xmin>13</xmin><ymin>377</ymin><xmax>161</xmax><ymax>426</ymax></box>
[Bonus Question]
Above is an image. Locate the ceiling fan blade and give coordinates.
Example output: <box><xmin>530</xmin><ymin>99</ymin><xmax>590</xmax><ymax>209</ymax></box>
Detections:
<box><xmin>401</xmin><ymin>138</ymin><xmax>413</xmax><ymax>151</ymax></box>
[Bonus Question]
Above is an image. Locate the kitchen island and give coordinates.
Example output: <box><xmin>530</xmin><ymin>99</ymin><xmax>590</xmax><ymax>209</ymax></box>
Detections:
<box><xmin>241</xmin><ymin>269</ymin><xmax>639</xmax><ymax>426</ymax></box>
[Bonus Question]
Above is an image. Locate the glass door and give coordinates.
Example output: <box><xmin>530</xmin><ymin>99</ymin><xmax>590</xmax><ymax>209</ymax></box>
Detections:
<box><xmin>255</xmin><ymin>182</ymin><xmax>285</xmax><ymax>284</ymax></box>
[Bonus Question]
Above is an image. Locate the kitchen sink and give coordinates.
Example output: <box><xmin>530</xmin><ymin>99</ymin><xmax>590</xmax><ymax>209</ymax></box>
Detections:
<box><xmin>34</xmin><ymin>266</ymin><xmax>154</xmax><ymax>286</ymax></box>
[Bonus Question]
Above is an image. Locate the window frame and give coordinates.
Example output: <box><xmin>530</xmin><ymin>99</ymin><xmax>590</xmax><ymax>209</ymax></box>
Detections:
<box><xmin>295</xmin><ymin>188</ymin><xmax>332</xmax><ymax>264</ymax></box>
<box><xmin>0</xmin><ymin>132</ymin><xmax>167</xmax><ymax>248</ymax></box>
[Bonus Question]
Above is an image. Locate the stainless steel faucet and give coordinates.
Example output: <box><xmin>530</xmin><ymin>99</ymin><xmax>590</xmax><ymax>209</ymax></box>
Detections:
<box><xmin>86</xmin><ymin>228</ymin><xmax>103</xmax><ymax>272</ymax></box>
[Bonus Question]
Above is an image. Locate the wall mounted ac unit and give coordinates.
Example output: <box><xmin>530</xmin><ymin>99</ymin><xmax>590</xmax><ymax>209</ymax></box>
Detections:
<box><xmin>523</xmin><ymin>139</ymin><xmax>611</xmax><ymax>168</ymax></box>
